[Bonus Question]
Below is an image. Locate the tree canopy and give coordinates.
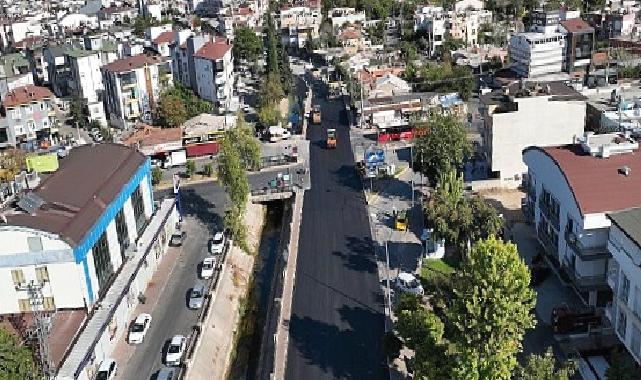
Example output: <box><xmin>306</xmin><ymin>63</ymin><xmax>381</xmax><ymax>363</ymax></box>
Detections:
<box><xmin>412</xmin><ymin>114</ymin><xmax>472</xmax><ymax>182</ymax></box>
<box><xmin>0</xmin><ymin>327</ymin><xmax>37</xmax><ymax>380</ymax></box>
<box><xmin>233</xmin><ymin>27</ymin><xmax>263</xmax><ymax>63</ymax></box>
<box><xmin>515</xmin><ymin>348</ymin><xmax>576</xmax><ymax>380</ymax></box>
<box><xmin>396</xmin><ymin>238</ymin><xmax>536</xmax><ymax>380</ymax></box>
<box><xmin>155</xmin><ymin>84</ymin><xmax>211</xmax><ymax>127</ymax></box>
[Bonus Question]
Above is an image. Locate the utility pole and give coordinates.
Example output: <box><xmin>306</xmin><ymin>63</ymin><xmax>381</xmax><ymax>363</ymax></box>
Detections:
<box><xmin>17</xmin><ymin>281</ymin><xmax>53</xmax><ymax>380</ymax></box>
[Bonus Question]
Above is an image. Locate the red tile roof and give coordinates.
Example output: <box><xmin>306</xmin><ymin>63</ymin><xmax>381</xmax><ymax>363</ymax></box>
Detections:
<box><xmin>153</xmin><ymin>31</ymin><xmax>174</xmax><ymax>44</ymax></box>
<box><xmin>102</xmin><ymin>54</ymin><xmax>166</xmax><ymax>73</ymax></box>
<box><xmin>238</xmin><ymin>7</ymin><xmax>252</xmax><ymax>15</ymax></box>
<box><xmin>194</xmin><ymin>38</ymin><xmax>232</xmax><ymax>61</ymax></box>
<box><xmin>560</xmin><ymin>18</ymin><xmax>594</xmax><ymax>33</ymax></box>
<box><xmin>526</xmin><ymin>145</ymin><xmax>641</xmax><ymax>215</ymax></box>
<box><xmin>3</xmin><ymin>85</ymin><xmax>53</xmax><ymax>107</ymax></box>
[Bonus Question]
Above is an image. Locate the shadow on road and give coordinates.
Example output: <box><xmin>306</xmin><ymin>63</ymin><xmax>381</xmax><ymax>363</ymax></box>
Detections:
<box><xmin>288</xmin><ymin>305</ymin><xmax>387</xmax><ymax>380</ymax></box>
<box><xmin>330</xmin><ymin>236</ymin><xmax>377</xmax><ymax>275</ymax></box>
<box><xmin>332</xmin><ymin>164</ymin><xmax>362</xmax><ymax>192</ymax></box>
<box><xmin>178</xmin><ymin>187</ymin><xmax>223</xmax><ymax>229</ymax></box>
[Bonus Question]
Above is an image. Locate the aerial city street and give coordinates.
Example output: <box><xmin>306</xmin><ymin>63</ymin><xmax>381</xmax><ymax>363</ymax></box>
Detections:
<box><xmin>0</xmin><ymin>0</ymin><xmax>641</xmax><ymax>379</ymax></box>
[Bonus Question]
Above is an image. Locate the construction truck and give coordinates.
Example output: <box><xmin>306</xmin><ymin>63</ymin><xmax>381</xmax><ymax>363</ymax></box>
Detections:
<box><xmin>312</xmin><ymin>105</ymin><xmax>322</xmax><ymax>124</ymax></box>
<box><xmin>326</xmin><ymin>129</ymin><xmax>336</xmax><ymax>149</ymax></box>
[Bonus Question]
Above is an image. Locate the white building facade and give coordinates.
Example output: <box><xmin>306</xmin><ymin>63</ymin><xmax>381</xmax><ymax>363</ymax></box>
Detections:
<box><xmin>279</xmin><ymin>6</ymin><xmax>321</xmax><ymax>49</ymax></box>
<box><xmin>508</xmin><ymin>32</ymin><xmax>565</xmax><ymax>78</ymax></box>
<box><xmin>66</xmin><ymin>50</ymin><xmax>107</xmax><ymax>126</ymax></box>
<box><xmin>102</xmin><ymin>54</ymin><xmax>173</xmax><ymax>129</ymax></box>
<box><xmin>193</xmin><ymin>38</ymin><xmax>234</xmax><ymax>110</ymax></box>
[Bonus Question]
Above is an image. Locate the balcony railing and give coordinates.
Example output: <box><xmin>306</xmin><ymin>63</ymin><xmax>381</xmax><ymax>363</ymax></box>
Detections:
<box><xmin>565</xmin><ymin>229</ymin><xmax>611</xmax><ymax>262</ymax></box>
<box><xmin>566</xmin><ymin>267</ymin><xmax>607</xmax><ymax>290</ymax></box>
<box><xmin>538</xmin><ymin>198</ymin><xmax>560</xmax><ymax>230</ymax></box>
<box><xmin>537</xmin><ymin>227</ymin><xmax>559</xmax><ymax>266</ymax></box>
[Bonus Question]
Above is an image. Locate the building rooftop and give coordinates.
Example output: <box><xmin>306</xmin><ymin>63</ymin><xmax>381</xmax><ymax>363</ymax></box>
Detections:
<box><xmin>193</xmin><ymin>38</ymin><xmax>232</xmax><ymax>61</ymax></box>
<box><xmin>102</xmin><ymin>53</ymin><xmax>166</xmax><ymax>72</ymax></box>
<box><xmin>480</xmin><ymin>81</ymin><xmax>585</xmax><ymax>107</ymax></box>
<box><xmin>559</xmin><ymin>18</ymin><xmax>594</xmax><ymax>33</ymax></box>
<box><xmin>525</xmin><ymin>135</ymin><xmax>641</xmax><ymax>215</ymax></box>
<box><xmin>3</xmin><ymin>85</ymin><xmax>53</xmax><ymax>107</ymax></box>
<box><xmin>120</xmin><ymin>124</ymin><xmax>182</xmax><ymax>149</ymax></box>
<box><xmin>609</xmin><ymin>207</ymin><xmax>641</xmax><ymax>249</ymax></box>
<box><xmin>66</xmin><ymin>49</ymin><xmax>98</xmax><ymax>59</ymax></box>
<box><xmin>182</xmin><ymin>113</ymin><xmax>236</xmax><ymax>136</ymax></box>
<box><xmin>5</xmin><ymin>144</ymin><xmax>147</xmax><ymax>246</ymax></box>
<box><xmin>152</xmin><ymin>31</ymin><xmax>174</xmax><ymax>44</ymax></box>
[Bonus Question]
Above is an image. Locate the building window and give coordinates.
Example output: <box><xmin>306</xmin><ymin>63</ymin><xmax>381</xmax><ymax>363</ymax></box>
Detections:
<box><xmin>42</xmin><ymin>297</ymin><xmax>55</xmax><ymax>311</ymax></box>
<box><xmin>27</xmin><ymin>236</ymin><xmax>43</xmax><ymax>251</ymax></box>
<box><xmin>115</xmin><ymin>209</ymin><xmax>130</xmax><ymax>261</ymax></box>
<box><xmin>18</xmin><ymin>299</ymin><xmax>31</xmax><ymax>313</ymax></box>
<box><xmin>621</xmin><ymin>273</ymin><xmax>630</xmax><ymax>304</ymax></box>
<box><xmin>11</xmin><ymin>269</ymin><xmax>25</xmax><ymax>285</ymax></box>
<box><xmin>131</xmin><ymin>185</ymin><xmax>146</xmax><ymax>234</ymax></box>
<box><xmin>617</xmin><ymin>310</ymin><xmax>627</xmax><ymax>339</ymax></box>
<box><xmin>92</xmin><ymin>231</ymin><xmax>114</xmax><ymax>297</ymax></box>
<box><xmin>35</xmin><ymin>267</ymin><xmax>49</xmax><ymax>283</ymax></box>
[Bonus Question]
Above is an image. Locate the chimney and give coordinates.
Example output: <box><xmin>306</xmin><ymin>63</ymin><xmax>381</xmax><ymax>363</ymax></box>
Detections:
<box><xmin>619</xmin><ymin>166</ymin><xmax>631</xmax><ymax>176</ymax></box>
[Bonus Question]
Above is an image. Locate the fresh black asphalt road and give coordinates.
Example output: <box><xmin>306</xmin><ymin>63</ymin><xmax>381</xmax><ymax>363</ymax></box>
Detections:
<box><xmin>286</xmin><ymin>92</ymin><xmax>388</xmax><ymax>379</ymax></box>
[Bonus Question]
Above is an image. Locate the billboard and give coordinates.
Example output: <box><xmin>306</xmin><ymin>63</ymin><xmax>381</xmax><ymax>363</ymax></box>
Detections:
<box><xmin>26</xmin><ymin>153</ymin><xmax>59</xmax><ymax>173</ymax></box>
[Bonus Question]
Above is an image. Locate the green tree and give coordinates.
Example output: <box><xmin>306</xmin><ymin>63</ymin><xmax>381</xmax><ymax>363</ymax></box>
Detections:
<box><xmin>232</xmin><ymin>112</ymin><xmax>262</xmax><ymax>171</ymax></box>
<box><xmin>259</xmin><ymin>73</ymin><xmax>285</xmax><ymax>108</ymax></box>
<box><xmin>155</xmin><ymin>93</ymin><xmax>188</xmax><ymax>127</ymax></box>
<box><xmin>447</xmin><ymin>237</ymin><xmax>536</xmax><ymax>379</ymax></box>
<box><xmin>218</xmin><ymin>130</ymin><xmax>251</xmax><ymax>251</ymax></box>
<box><xmin>70</xmin><ymin>97</ymin><xmax>87</xmax><ymax>128</ymax></box>
<box><xmin>400</xmin><ymin>41</ymin><xmax>418</xmax><ymax>64</ymax></box>
<box><xmin>234</xmin><ymin>27</ymin><xmax>263</xmax><ymax>62</ymax></box>
<box><xmin>413</xmin><ymin>114</ymin><xmax>472</xmax><ymax>183</ymax></box>
<box><xmin>381</xmin><ymin>332</ymin><xmax>402</xmax><ymax>362</ymax></box>
<box><xmin>151</xmin><ymin>167</ymin><xmax>163</xmax><ymax>185</ymax></box>
<box><xmin>606</xmin><ymin>347</ymin><xmax>640</xmax><ymax>380</ymax></box>
<box><xmin>0</xmin><ymin>327</ymin><xmax>37</xmax><ymax>379</ymax></box>
<box><xmin>258</xmin><ymin>104</ymin><xmax>281</xmax><ymax>127</ymax></box>
<box><xmin>265</xmin><ymin>13</ymin><xmax>280</xmax><ymax>75</ymax></box>
<box><xmin>516</xmin><ymin>348</ymin><xmax>576</xmax><ymax>380</ymax></box>
<box><xmin>203</xmin><ymin>162</ymin><xmax>213</xmax><ymax>177</ymax></box>
<box><xmin>185</xmin><ymin>160</ymin><xmax>196</xmax><ymax>177</ymax></box>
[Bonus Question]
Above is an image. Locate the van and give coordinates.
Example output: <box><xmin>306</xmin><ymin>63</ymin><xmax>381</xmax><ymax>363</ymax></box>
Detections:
<box><xmin>156</xmin><ymin>367</ymin><xmax>176</xmax><ymax>380</ymax></box>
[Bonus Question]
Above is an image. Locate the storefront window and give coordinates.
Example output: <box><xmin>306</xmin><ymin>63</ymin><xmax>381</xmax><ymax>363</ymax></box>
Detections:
<box><xmin>92</xmin><ymin>232</ymin><xmax>114</xmax><ymax>298</ymax></box>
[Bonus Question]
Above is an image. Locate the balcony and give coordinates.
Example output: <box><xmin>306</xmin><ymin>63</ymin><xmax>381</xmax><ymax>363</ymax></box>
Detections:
<box><xmin>537</xmin><ymin>226</ymin><xmax>559</xmax><ymax>266</ymax></box>
<box><xmin>538</xmin><ymin>198</ymin><xmax>560</xmax><ymax>230</ymax></box>
<box><xmin>565</xmin><ymin>229</ymin><xmax>611</xmax><ymax>262</ymax></box>
<box><xmin>566</xmin><ymin>266</ymin><xmax>608</xmax><ymax>290</ymax></box>
<box><xmin>121</xmin><ymin>80</ymin><xmax>137</xmax><ymax>89</ymax></box>
<box><xmin>608</xmin><ymin>261</ymin><xmax>619</xmax><ymax>292</ymax></box>
<box><xmin>606</xmin><ymin>301</ymin><xmax>617</xmax><ymax>325</ymax></box>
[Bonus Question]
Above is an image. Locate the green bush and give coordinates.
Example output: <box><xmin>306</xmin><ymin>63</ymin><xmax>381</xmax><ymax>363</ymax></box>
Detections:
<box><xmin>203</xmin><ymin>162</ymin><xmax>213</xmax><ymax>177</ymax></box>
<box><xmin>151</xmin><ymin>167</ymin><xmax>163</xmax><ymax>185</ymax></box>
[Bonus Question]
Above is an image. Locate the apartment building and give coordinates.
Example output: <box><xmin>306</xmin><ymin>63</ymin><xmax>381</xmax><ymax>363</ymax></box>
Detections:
<box><xmin>414</xmin><ymin>6</ymin><xmax>446</xmax><ymax>57</ymax></box>
<box><xmin>44</xmin><ymin>45</ymin><xmax>72</xmax><ymax>97</ymax></box>
<box><xmin>508</xmin><ymin>32</ymin><xmax>565</xmax><ymax>78</ymax></box>
<box><xmin>102</xmin><ymin>53</ymin><xmax>173</xmax><ymax>129</ymax></box>
<box><xmin>0</xmin><ymin>53</ymin><xmax>33</xmax><ymax>101</ymax></box>
<box><xmin>480</xmin><ymin>81</ymin><xmax>585</xmax><ymax>181</ymax></box>
<box><xmin>193</xmin><ymin>37</ymin><xmax>234</xmax><ymax>110</ymax></box>
<box><xmin>328</xmin><ymin>7</ymin><xmax>366</xmax><ymax>30</ymax></box>
<box><xmin>448</xmin><ymin>9</ymin><xmax>492</xmax><ymax>46</ymax></box>
<box><xmin>279</xmin><ymin>6</ymin><xmax>321</xmax><ymax>49</ymax></box>
<box><xmin>522</xmin><ymin>132</ymin><xmax>641</xmax><ymax>307</ymax></box>
<box><xmin>559</xmin><ymin>18</ymin><xmax>595</xmax><ymax>74</ymax></box>
<box><xmin>0</xmin><ymin>85</ymin><xmax>57</xmax><ymax>150</ymax></box>
<box><xmin>172</xmin><ymin>34</ymin><xmax>234</xmax><ymax>111</ymax></box>
<box><xmin>606</xmin><ymin>207</ymin><xmax>641</xmax><ymax>365</ymax></box>
<box><xmin>65</xmin><ymin>49</ymin><xmax>107</xmax><ymax>126</ymax></box>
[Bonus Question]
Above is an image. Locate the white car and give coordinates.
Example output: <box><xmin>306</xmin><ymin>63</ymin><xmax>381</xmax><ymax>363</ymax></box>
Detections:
<box><xmin>201</xmin><ymin>257</ymin><xmax>217</xmax><ymax>279</ymax></box>
<box><xmin>95</xmin><ymin>358</ymin><xmax>117</xmax><ymax>380</ymax></box>
<box><xmin>165</xmin><ymin>335</ymin><xmax>187</xmax><ymax>366</ymax></box>
<box><xmin>395</xmin><ymin>272</ymin><xmax>424</xmax><ymax>296</ymax></box>
<box><xmin>209</xmin><ymin>232</ymin><xmax>226</xmax><ymax>254</ymax></box>
<box><xmin>128</xmin><ymin>313</ymin><xmax>152</xmax><ymax>344</ymax></box>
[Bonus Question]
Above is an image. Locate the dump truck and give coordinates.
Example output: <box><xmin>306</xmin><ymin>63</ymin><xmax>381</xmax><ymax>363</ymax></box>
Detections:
<box><xmin>326</xmin><ymin>128</ymin><xmax>336</xmax><ymax>149</ymax></box>
<box><xmin>312</xmin><ymin>105</ymin><xmax>322</xmax><ymax>124</ymax></box>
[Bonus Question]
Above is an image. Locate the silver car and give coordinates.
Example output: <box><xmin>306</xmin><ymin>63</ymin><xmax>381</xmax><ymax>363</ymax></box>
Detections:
<box><xmin>188</xmin><ymin>281</ymin><xmax>206</xmax><ymax>309</ymax></box>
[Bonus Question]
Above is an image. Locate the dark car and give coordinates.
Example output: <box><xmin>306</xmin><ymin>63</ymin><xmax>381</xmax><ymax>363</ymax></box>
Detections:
<box><xmin>170</xmin><ymin>231</ymin><xmax>186</xmax><ymax>247</ymax></box>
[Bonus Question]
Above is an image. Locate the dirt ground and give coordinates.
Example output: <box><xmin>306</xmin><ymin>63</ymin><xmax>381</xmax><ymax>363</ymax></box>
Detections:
<box><xmin>478</xmin><ymin>188</ymin><xmax>526</xmax><ymax>225</ymax></box>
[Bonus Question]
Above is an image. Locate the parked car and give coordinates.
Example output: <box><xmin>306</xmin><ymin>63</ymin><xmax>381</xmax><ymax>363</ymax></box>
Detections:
<box><xmin>156</xmin><ymin>367</ymin><xmax>177</xmax><ymax>380</ymax></box>
<box><xmin>170</xmin><ymin>231</ymin><xmax>186</xmax><ymax>247</ymax></box>
<box><xmin>395</xmin><ymin>272</ymin><xmax>424</xmax><ymax>296</ymax></box>
<box><xmin>188</xmin><ymin>281</ymin><xmax>206</xmax><ymax>309</ymax></box>
<box><xmin>165</xmin><ymin>335</ymin><xmax>187</xmax><ymax>366</ymax></box>
<box><xmin>95</xmin><ymin>358</ymin><xmax>117</xmax><ymax>380</ymax></box>
<box><xmin>200</xmin><ymin>256</ymin><xmax>218</xmax><ymax>279</ymax></box>
<box><xmin>209</xmin><ymin>232</ymin><xmax>226</xmax><ymax>254</ymax></box>
<box><xmin>128</xmin><ymin>313</ymin><xmax>152</xmax><ymax>344</ymax></box>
